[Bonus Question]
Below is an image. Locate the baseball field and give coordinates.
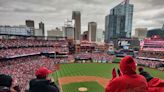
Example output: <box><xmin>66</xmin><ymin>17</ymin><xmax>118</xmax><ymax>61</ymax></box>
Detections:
<box><xmin>51</xmin><ymin>63</ymin><xmax>164</xmax><ymax>92</ymax></box>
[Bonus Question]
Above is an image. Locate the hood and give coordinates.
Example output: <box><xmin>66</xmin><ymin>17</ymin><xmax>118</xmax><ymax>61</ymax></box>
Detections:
<box><xmin>148</xmin><ymin>78</ymin><xmax>164</xmax><ymax>87</ymax></box>
<box><xmin>120</xmin><ymin>56</ymin><xmax>136</xmax><ymax>75</ymax></box>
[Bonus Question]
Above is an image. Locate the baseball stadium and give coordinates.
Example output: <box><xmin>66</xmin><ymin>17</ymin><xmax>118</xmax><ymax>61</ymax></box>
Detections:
<box><xmin>0</xmin><ymin>0</ymin><xmax>164</xmax><ymax>91</ymax></box>
<box><xmin>0</xmin><ymin>34</ymin><xmax>163</xmax><ymax>92</ymax></box>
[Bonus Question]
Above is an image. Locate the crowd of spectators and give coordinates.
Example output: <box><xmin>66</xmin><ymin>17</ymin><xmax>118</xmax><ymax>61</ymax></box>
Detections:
<box><xmin>91</xmin><ymin>53</ymin><xmax>114</xmax><ymax>62</ymax></box>
<box><xmin>53</xmin><ymin>55</ymin><xmax>75</xmax><ymax>64</ymax></box>
<box><xmin>75</xmin><ymin>52</ymin><xmax>114</xmax><ymax>63</ymax></box>
<box><xmin>0</xmin><ymin>56</ymin><xmax>56</xmax><ymax>92</ymax></box>
<box><xmin>0</xmin><ymin>47</ymin><xmax>54</xmax><ymax>58</ymax></box>
<box><xmin>0</xmin><ymin>39</ymin><xmax>69</xmax><ymax>59</ymax></box>
<box><xmin>136</xmin><ymin>59</ymin><xmax>164</xmax><ymax>70</ymax></box>
<box><xmin>0</xmin><ymin>39</ymin><xmax>53</xmax><ymax>48</ymax></box>
<box><xmin>0</xmin><ymin>39</ymin><xmax>68</xmax><ymax>48</ymax></box>
<box><xmin>139</xmin><ymin>51</ymin><xmax>164</xmax><ymax>59</ymax></box>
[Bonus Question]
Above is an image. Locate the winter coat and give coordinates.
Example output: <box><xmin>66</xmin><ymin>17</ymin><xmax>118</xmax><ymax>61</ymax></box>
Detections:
<box><xmin>105</xmin><ymin>56</ymin><xmax>148</xmax><ymax>92</ymax></box>
<box><xmin>147</xmin><ymin>78</ymin><xmax>164</xmax><ymax>92</ymax></box>
<box><xmin>29</xmin><ymin>79</ymin><xmax>59</xmax><ymax>92</ymax></box>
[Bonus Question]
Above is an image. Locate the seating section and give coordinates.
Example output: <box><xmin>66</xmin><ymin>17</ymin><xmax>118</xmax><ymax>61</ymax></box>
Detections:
<box><xmin>0</xmin><ymin>39</ymin><xmax>68</xmax><ymax>58</ymax></box>
<box><xmin>0</xmin><ymin>56</ymin><xmax>55</xmax><ymax>92</ymax></box>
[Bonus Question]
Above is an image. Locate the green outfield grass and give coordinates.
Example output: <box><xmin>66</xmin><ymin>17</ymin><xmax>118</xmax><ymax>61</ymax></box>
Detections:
<box><xmin>62</xmin><ymin>81</ymin><xmax>104</xmax><ymax>92</ymax></box>
<box><xmin>52</xmin><ymin>63</ymin><xmax>164</xmax><ymax>80</ymax></box>
<box><xmin>51</xmin><ymin>63</ymin><xmax>164</xmax><ymax>92</ymax></box>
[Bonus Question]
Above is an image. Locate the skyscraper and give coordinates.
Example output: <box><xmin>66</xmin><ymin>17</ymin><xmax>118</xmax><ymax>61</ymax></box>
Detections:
<box><xmin>64</xmin><ymin>19</ymin><xmax>75</xmax><ymax>40</ymax></box>
<box><xmin>88</xmin><ymin>22</ymin><xmax>97</xmax><ymax>42</ymax></box>
<box><xmin>96</xmin><ymin>29</ymin><xmax>104</xmax><ymax>43</ymax></box>
<box><xmin>26</xmin><ymin>20</ymin><xmax>34</xmax><ymax>28</ymax></box>
<box><xmin>39</xmin><ymin>22</ymin><xmax>45</xmax><ymax>36</ymax></box>
<box><xmin>25</xmin><ymin>20</ymin><xmax>35</xmax><ymax>35</ymax></box>
<box><xmin>72</xmin><ymin>11</ymin><xmax>81</xmax><ymax>41</ymax></box>
<box><xmin>105</xmin><ymin>0</ymin><xmax>133</xmax><ymax>43</ymax></box>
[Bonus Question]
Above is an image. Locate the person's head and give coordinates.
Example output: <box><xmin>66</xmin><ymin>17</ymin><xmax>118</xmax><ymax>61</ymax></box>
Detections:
<box><xmin>0</xmin><ymin>74</ymin><xmax>18</xmax><ymax>92</ymax></box>
<box><xmin>35</xmin><ymin>67</ymin><xmax>52</xmax><ymax>79</ymax></box>
<box><xmin>138</xmin><ymin>67</ymin><xmax>153</xmax><ymax>82</ymax></box>
<box><xmin>0</xmin><ymin>74</ymin><xmax>12</xmax><ymax>88</ymax></box>
<box><xmin>120</xmin><ymin>56</ymin><xmax>136</xmax><ymax>75</ymax></box>
<box><xmin>138</xmin><ymin>67</ymin><xmax>144</xmax><ymax>72</ymax></box>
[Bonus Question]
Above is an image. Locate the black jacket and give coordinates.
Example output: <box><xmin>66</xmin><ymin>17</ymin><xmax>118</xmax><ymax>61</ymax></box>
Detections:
<box><xmin>29</xmin><ymin>79</ymin><xmax>59</xmax><ymax>92</ymax></box>
<box><xmin>140</xmin><ymin>71</ymin><xmax>153</xmax><ymax>82</ymax></box>
<box><xmin>0</xmin><ymin>86</ymin><xmax>10</xmax><ymax>92</ymax></box>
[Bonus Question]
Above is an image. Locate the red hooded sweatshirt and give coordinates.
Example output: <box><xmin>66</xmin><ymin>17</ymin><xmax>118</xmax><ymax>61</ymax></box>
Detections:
<box><xmin>106</xmin><ymin>56</ymin><xmax>148</xmax><ymax>92</ymax></box>
<box><xmin>148</xmin><ymin>78</ymin><xmax>164</xmax><ymax>92</ymax></box>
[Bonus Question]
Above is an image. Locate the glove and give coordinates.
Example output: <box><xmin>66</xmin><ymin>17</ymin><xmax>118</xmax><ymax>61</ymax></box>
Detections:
<box><xmin>112</xmin><ymin>68</ymin><xmax>117</xmax><ymax>79</ymax></box>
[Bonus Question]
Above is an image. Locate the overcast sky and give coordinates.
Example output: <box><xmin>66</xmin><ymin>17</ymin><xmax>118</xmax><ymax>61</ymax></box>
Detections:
<box><xmin>0</xmin><ymin>0</ymin><xmax>164</xmax><ymax>35</ymax></box>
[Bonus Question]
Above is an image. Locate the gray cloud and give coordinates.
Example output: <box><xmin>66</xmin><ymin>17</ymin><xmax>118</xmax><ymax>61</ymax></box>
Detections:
<box><xmin>0</xmin><ymin>0</ymin><xmax>163</xmax><ymax>34</ymax></box>
<box><xmin>79</xmin><ymin>0</ymin><xmax>100</xmax><ymax>4</ymax></box>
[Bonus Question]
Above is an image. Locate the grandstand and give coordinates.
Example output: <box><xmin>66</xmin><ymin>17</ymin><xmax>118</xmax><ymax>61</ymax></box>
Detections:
<box><xmin>0</xmin><ymin>34</ymin><xmax>164</xmax><ymax>92</ymax></box>
<box><xmin>0</xmin><ymin>34</ymin><xmax>69</xmax><ymax>91</ymax></box>
<box><xmin>138</xmin><ymin>35</ymin><xmax>164</xmax><ymax>70</ymax></box>
<box><xmin>0</xmin><ymin>34</ymin><xmax>68</xmax><ymax>59</ymax></box>
<box><xmin>139</xmin><ymin>35</ymin><xmax>164</xmax><ymax>60</ymax></box>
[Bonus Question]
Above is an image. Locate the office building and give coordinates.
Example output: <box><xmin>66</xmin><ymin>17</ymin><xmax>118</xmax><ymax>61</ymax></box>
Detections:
<box><xmin>64</xmin><ymin>19</ymin><xmax>75</xmax><ymax>40</ymax></box>
<box><xmin>25</xmin><ymin>20</ymin><xmax>35</xmax><ymax>35</ymax></box>
<box><xmin>147</xmin><ymin>29</ymin><xmax>164</xmax><ymax>38</ymax></box>
<box><xmin>88</xmin><ymin>22</ymin><xmax>97</xmax><ymax>42</ymax></box>
<box><xmin>72</xmin><ymin>11</ymin><xmax>81</xmax><ymax>41</ymax></box>
<box><xmin>135</xmin><ymin>28</ymin><xmax>147</xmax><ymax>41</ymax></box>
<box><xmin>0</xmin><ymin>25</ymin><xmax>32</xmax><ymax>36</ymax></box>
<box><xmin>39</xmin><ymin>22</ymin><xmax>45</xmax><ymax>36</ymax></box>
<box><xmin>105</xmin><ymin>0</ymin><xmax>133</xmax><ymax>43</ymax></box>
<box><xmin>96</xmin><ymin>29</ymin><xmax>104</xmax><ymax>43</ymax></box>
<box><xmin>82</xmin><ymin>31</ymin><xmax>88</xmax><ymax>40</ymax></box>
<box><xmin>47</xmin><ymin>27</ymin><xmax>64</xmax><ymax>37</ymax></box>
<box><xmin>34</xmin><ymin>29</ymin><xmax>43</xmax><ymax>36</ymax></box>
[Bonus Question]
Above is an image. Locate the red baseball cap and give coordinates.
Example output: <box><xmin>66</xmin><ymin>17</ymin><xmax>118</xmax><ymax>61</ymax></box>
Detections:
<box><xmin>35</xmin><ymin>67</ymin><xmax>52</xmax><ymax>77</ymax></box>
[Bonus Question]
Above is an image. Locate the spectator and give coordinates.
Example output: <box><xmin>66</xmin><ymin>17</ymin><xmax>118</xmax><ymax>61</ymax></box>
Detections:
<box><xmin>0</xmin><ymin>56</ymin><xmax>56</xmax><ymax>92</ymax></box>
<box><xmin>29</xmin><ymin>67</ymin><xmax>59</xmax><ymax>92</ymax></box>
<box><xmin>138</xmin><ymin>67</ymin><xmax>153</xmax><ymax>82</ymax></box>
<box><xmin>136</xmin><ymin>59</ymin><xmax>164</xmax><ymax>70</ymax></box>
<box><xmin>138</xmin><ymin>67</ymin><xmax>164</xmax><ymax>92</ymax></box>
<box><xmin>105</xmin><ymin>56</ymin><xmax>148</xmax><ymax>92</ymax></box>
<box><xmin>0</xmin><ymin>74</ymin><xmax>20</xmax><ymax>92</ymax></box>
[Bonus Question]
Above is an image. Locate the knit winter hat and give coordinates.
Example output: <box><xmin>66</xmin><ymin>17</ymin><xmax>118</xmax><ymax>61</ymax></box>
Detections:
<box><xmin>0</xmin><ymin>74</ymin><xmax>12</xmax><ymax>87</ymax></box>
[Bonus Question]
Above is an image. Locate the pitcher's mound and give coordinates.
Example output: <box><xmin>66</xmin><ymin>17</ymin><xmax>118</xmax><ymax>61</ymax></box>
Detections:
<box><xmin>78</xmin><ymin>87</ymin><xmax>88</xmax><ymax>92</ymax></box>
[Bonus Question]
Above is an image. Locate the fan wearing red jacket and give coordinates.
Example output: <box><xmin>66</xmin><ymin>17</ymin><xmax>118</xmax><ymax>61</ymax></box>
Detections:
<box><xmin>105</xmin><ymin>56</ymin><xmax>148</xmax><ymax>92</ymax></box>
<box><xmin>138</xmin><ymin>67</ymin><xmax>164</xmax><ymax>92</ymax></box>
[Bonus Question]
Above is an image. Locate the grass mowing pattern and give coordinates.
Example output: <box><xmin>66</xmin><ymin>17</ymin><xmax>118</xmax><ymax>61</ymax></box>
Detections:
<box><xmin>52</xmin><ymin>63</ymin><xmax>164</xmax><ymax>81</ymax></box>
<box><xmin>52</xmin><ymin>63</ymin><xmax>118</xmax><ymax>80</ymax></box>
<box><xmin>62</xmin><ymin>81</ymin><xmax>104</xmax><ymax>92</ymax></box>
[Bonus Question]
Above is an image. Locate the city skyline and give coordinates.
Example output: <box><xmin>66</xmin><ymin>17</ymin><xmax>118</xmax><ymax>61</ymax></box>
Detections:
<box><xmin>0</xmin><ymin>0</ymin><xmax>164</xmax><ymax>35</ymax></box>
